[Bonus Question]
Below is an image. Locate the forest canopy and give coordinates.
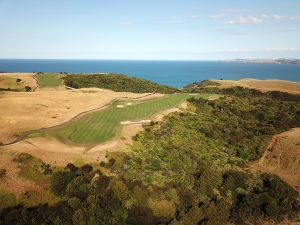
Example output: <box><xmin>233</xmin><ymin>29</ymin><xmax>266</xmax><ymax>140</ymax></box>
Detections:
<box><xmin>63</xmin><ymin>74</ymin><xmax>179</xmax><ymax>93</ymax></box>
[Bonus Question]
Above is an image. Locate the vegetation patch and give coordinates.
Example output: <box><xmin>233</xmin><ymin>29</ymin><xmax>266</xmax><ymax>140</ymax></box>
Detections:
<box><xmin>26</xmin><ymin>132</ymin><xmax>43</xmax><ymax>139</ymax></box>
<box><xmin>35</xmin><ymin>73</ymin><xmax>63</xmax><ymax>87</ymax></box>
<box><xmin>63</xmin><ymin>73</ymin><xmax>179</xmax><ymax>93</ymax></box>
<box><xmin>13</xmin><ymin>153</ymin><xmax>52</xmax><ymax>185</ymax></box>
<box><xmin>46</xmin><ymin>93</ymin><xmax>190</xmax><ymax>145</ymax></box>
<box><xmin>0</xmin><ymin>87</ymin><xmax>299</xmax><ymax>224</ymax></box>
<box><xmin>0</xmin><ymin>188</ymin><xmax>16</xmax><ymax>208</ymax></box>
<box><xmin>0</xmin><ymin>76</ymin><xmax>28</xmax><ymax>91</ymax></box>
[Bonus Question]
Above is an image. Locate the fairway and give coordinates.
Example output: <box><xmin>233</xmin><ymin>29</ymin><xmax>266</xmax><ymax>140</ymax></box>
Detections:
<box><xmin>35</xmin><ymin>74</ymin><xmax>63</xmax><ymax>87</ymax></box>
<box><xmin>45</xmin><ymin>94</ymin><xmax>191</xmax><ymax>145</ymax></box>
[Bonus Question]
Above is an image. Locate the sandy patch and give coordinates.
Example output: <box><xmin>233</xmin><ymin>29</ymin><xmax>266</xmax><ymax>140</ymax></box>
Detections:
<box><xmin>250</xmin><ymin>128</ymin><xmax>300</xmax><ymax>192</ymax></box>
<box><xmin>120</xmin><ymin>120</ymin><xmax>152</xmax><ymax>125</ymax></box>
<box><xmin>211</xmin><ymin>78</ymin><xmax>300</xmax><ymax>94</ymax></box>
<box><xmin>0</xmin><ymin>89</ymin><xmax>161</xmax><ymax>144</ymax></box>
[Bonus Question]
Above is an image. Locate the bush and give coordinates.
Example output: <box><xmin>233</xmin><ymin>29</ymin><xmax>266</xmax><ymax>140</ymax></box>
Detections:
<box><xmin>63</xmin><ymin>74</ymin><xmax>179</xmax><ymax>94</ymax></box>
<box><xmin>79</xmin><ymin>164</ymin><xmax>93</xmax><ymax>174</ymax></box>
<box><xmin>0</xmin><ymin>169</ymin><xmax>6</xmax><ymax>178</ymax></box>
<box><xmin>51</xmin><ymin>171</ymin><xmax>76</xmax><ymax>195</ymax></box>
<box><xmin>24</xmin><ymin>86</ymin><xmax>32</xmax><ymax>92</ymax></box>
<box><xmin>65</xmin><ymin>163</ymin><xmax>79</xmax><ymax>173</ymax></box>
<box><xmin>12</xmin><ymin>153</ymin><xmax>32</xmax><ymax>163</ymax></box>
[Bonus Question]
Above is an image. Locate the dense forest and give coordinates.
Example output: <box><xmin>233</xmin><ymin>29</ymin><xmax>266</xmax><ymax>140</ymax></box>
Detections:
<box><xmin>63</xmin><ymin>74</ymin><xmax>179</xmax><ymax>94</ymax></box>
<box><xmin>1</xmin><ymin>88</ymin><xmax>300</xmax><ymax>225</ymax></box>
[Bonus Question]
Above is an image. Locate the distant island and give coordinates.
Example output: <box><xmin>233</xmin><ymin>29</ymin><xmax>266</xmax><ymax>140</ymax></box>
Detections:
<box><xmin>226</xmin><ymin>58</ymin><xmax>300</xmax><ymax>65</ymax></box>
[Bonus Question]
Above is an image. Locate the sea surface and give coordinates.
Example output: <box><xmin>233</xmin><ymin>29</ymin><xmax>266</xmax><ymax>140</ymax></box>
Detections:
<box><xmin>0</xmin><ymin>59</ymin><xmax>300</xmax><ymax>87</ymax></box>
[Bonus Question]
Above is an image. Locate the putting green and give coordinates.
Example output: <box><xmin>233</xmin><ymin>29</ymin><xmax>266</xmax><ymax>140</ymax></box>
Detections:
<box><xmin>45</xmin><ymin>93</ymin><xmax>191</xmax><ymax>145</ymax></box>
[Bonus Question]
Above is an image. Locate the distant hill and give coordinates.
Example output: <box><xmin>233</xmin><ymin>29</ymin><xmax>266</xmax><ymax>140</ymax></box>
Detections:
<box><xmin>226</xmin><ymin>58</ymin><xmax>300</xmax><ymax>65</ymax></box>
<box><xmin>184</xmin><ymin>78</ymin><xmax>300</xmax><ymax>95</ymax></box>
<box><xmin>63</xmin><ymin>73</ymin><xmax>179</xmax><ymax>94</ymax></box>
<box><xmin>183</xmin><ymin>79</ymin><xmax>300</xmax><ymax>101</ymax></box>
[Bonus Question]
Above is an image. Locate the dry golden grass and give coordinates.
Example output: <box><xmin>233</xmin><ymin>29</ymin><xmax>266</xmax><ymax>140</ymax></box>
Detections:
<box><xmin>0</xmin><ymin>88</ymin><xmax>161</xmax><ymax>144</ymax></box>
<box><xmin>251</xmin><ymin>128</ymin><xmax>300</xmax><ymax>192</ymax></box>
<box><xmin>0</xmin><ymin>73</ymin><xmax>38</xmax><ymax>90</ymax></box>
<box><xmin>211</xmin><ymin>78</ymin><xmax>300</xmax><ymax>94</ymax></box>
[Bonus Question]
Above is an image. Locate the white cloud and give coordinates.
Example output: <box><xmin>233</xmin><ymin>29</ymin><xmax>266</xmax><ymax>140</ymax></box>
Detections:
<box><xmin>220</xmin><ymin>8</ymin><xmax>245</xmax><ymax>14</ymax></box>
<box><xmin>260</xmin><ymin>14</ymin><xmax>269</xmax><ymax>19</ymax></box>
<box><xmin>273</xmin><ymin>15</ymin><xmax>300</xmax><ymax>21</ymax></box>
<box><xmin>120</xmin><ymin>21</ymin><xmax>133</xmax><ymax>26</ymax></box>
<box><xmin>189</xmin><ymin>48</ymin><xmax>300</xmax><ymax>54</ymax></box>
<box><xmin>290</xmin><ymin>15</ymin><xmax>300</xmax><ymax>21</ymax></box>
<box><xmin>226</xmin><ymin>16</ymin><xmax>263</xmax><ymax>25</ymax></box>
<box><xmin>212</xmin><ymin>9</ymin><xmax>300</xmax><ymax>25</ymax></box>
<box><xmin>273</xmin><ymin>14</ymin><xmax>284</xmax><ymax>20</ymax></box>
<box><xmin>264</xmin><ymin>48</ymin><xmax>300</xmax><ymax>52</ymax></box>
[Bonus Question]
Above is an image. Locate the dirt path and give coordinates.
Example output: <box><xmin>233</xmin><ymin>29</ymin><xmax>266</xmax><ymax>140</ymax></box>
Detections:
<box><xmin>258</xmin><ymin>134</ymin><xmax>283</xmax><ymax>165</ymax></box>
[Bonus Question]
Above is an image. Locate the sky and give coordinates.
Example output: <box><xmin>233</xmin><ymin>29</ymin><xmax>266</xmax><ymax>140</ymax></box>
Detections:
<box><xmin>0</xmin><ymin>0</ymin><xmax>300</xmax><ymax>60</ymax></box>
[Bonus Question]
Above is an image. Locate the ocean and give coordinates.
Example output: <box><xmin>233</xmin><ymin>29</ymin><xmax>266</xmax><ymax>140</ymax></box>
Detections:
<box><xmin>0</xmin><ymin>59</ymin><xmax>299</xmax><ymax>88</ymax></box>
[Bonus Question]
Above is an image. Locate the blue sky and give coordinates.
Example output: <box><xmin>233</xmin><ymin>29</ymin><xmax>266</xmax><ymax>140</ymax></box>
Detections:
<box><xmin>0</xmin><ymin>0</ymin><xmax>300</xmax><ymax>60</ymax></box>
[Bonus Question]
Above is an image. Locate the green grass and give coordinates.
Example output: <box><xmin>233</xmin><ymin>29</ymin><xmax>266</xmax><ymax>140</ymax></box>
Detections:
<box><xmin>27</xmin><ymin>132</ymin><xmax>43</xmax><ymax>138</ymax></box>
<box><xmin>0</xmin><ymin>76</ymin><xmax>25</xmax><ymax>91</ymax></box>
<box><xmin>72</xmin><ymin>158</ymin><xmax>87</xmax><ymax>167</ymax></box>
<box><xmin>35</xmin><ymin>74</ymin><xmax>63</xmax><ymax>87</ymax></box>
<box><xmin>17</xmin><ymin>157</ymin><xmax>49</xmax><ymax>185</ymax></box>
<box><xmin>0</xmin><ymin>188</ymin><xmax>17</xmax><ymax>208</ymax></box>
<box><xmin>47</xmin><ymin>93</ymin><xmax>192</xmax><ymax>145</ymax></box>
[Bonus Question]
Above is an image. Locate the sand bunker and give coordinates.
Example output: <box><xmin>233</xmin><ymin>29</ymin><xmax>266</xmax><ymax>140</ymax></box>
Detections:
<box><xmin>120</xmin><ymin>120</ymin><xmax>152</xmax><ymax>125</ymax></box>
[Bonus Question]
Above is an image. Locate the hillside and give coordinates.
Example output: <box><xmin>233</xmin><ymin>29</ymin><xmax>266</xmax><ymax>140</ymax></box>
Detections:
<box><xmin>63</xmin><ymin>74</ymin><xmax>179</xmax><ymax>94</ymax></box>
<box><xmin>1</xmin><ymin>86</ymin><xmax>299</xmax><ymax>225</ymax></box>
<box><xmin>186</xmin><ymin>78</ymin><xmax>300</xmax><ymax>94</ymax></box>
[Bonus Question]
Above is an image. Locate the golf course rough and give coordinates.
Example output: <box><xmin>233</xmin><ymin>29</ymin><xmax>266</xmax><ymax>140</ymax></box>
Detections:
<box><xmin>48</xmin><ymin>93</ymin><xmax>191</xmax><ymax>145</ymax></box>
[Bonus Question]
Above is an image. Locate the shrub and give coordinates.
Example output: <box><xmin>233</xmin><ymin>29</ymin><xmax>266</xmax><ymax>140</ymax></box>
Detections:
<box><xmin>79</xmin><ymin>164</ymin><xmax>93</xmax><ymax>174</ymax></box>
<box><xmin>12</xmin><ymin>153</ymin><xmax>32</xmax><ymax>163</ymax></box>
<box><xmin>0</xmin><ymin>169</ymin><xmax>6</xmax><ymax>178</ymax></box>
<box><xmin>24</xmin><ymin>86</ymin><xmax>32</xmax><ymax>92</ymax></box>
<box><xmin>148</xmin><ymin>198</ymin><xmax>176</xmax><ymax>219</ymax></box>
<box><xmin>51</xmin><ymin>171</ymin><xmax>76</xmax><ymax>195</ymax></box>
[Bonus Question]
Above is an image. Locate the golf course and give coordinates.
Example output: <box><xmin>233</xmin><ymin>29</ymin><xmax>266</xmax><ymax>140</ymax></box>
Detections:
<box><xmin>43</xmin><ymin>93</ymin><xmax>191</xmax><ymax>145</ymax></box>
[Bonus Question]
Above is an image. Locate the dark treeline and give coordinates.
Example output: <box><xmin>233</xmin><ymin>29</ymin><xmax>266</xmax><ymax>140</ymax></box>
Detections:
<box><xmin>1</xmin><ymin>91</ymin><xmax>300</xmax><ymax>225</ymax></box>
<box><xmin>63</xmin><ymin>74</ymin><xmax>179</xmax><ymax>94</ymax></box>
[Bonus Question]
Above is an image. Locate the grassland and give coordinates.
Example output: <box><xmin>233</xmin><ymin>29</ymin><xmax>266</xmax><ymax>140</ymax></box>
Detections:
<box><xmin>45</xmin><ymin>93</ymin><xmax>190</xmax><ymax>145</ymax></box>
<box><xmin>0</xmin><ymin>73</ymin><xmax>37</xmax><ymax>91</ymax></box>
<box><xmin>35</xmin><ymin>74</ymin><xmax>64</xmax><ymax>87</ymax></box>
<box><xmin>211</xmin><ymin>78</ymin><xmax>300</xmax><ymax>94</ymax></box>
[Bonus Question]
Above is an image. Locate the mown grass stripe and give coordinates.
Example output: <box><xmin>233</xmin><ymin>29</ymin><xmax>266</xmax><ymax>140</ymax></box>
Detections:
<box><xmin>48</xmin><ymin>93</ymin><xmax>191</xmax><ymax>145</ymax></box>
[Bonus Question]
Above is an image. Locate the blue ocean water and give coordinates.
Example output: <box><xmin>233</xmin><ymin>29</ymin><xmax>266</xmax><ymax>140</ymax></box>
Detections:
<box><xmin>0</xmin><ymin>59</ymin><xmax>299</xmax><ymax>88</ymax></box>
